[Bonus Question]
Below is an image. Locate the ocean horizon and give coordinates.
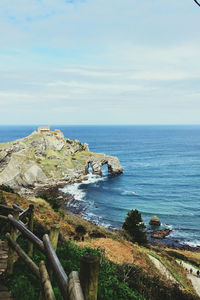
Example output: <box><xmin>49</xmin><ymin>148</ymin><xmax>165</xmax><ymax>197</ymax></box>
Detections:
<box><xmin>0</xmin><ymin>124</ymin><xmax>200</xmax><ymax>247</ymax></box>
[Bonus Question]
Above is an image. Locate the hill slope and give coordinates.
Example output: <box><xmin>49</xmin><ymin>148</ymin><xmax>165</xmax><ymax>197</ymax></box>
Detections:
<box><xmin>1</xmin><ymin>189</ymin><xmax>199</xmax><ymax>300</ymax></box>
<box><xmin>0</xmin><ymin>129</ymin><xmax>123</xmax><ymax>195</ymax></box>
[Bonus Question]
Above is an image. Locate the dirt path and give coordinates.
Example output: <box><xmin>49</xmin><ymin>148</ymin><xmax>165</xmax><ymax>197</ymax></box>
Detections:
<box><xmin>177</xmin><ymin>260</ymin><xmax>200</xmax><ymax>297</ymax></box>
<box><xmin>0</xmin><ymin>240</ymin><xmax>13</xmax><ymax>300</ymax></box>
<box><xmin>148</xmin><ymin>254</ymin><xmax>177</xmax><ymax>283</ymax></box>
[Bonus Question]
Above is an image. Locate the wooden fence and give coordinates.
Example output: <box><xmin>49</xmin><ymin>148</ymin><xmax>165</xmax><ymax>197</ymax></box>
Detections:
<box><xmin>0</xmin><ymin>203</ymin><xmax>100</xmax><ymax>300</ymax></box>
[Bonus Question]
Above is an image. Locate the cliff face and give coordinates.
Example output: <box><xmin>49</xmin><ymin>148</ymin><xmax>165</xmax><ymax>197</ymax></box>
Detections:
<box><xmin>0</xmin><ymin>130</ymin><xmax>123</xmax><ymax>194</ymax></box>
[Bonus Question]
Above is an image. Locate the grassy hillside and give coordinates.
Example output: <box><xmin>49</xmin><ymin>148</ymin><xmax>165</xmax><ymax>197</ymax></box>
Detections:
<box><xmin>0</xmin><ymin>188</ymin><xmax>199</xmax><ymax>300</ymax></box>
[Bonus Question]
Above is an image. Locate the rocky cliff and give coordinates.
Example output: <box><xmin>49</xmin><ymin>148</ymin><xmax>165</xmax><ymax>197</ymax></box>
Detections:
<box><xmin>0</xmin><ymin>130</ymin><xmax>123</xmax><ymax>195</ymax></box>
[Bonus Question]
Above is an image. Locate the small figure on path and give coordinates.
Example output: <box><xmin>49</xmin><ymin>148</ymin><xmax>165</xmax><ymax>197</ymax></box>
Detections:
<box><xmin>197</xmin><ymin>270</ymin><xmax>199</xmax><ymax>278</ymax></box>
<box><xmin>190</xmin><ymin>268</ymin><xmax>193</xmax><ymax>274</ymax></box>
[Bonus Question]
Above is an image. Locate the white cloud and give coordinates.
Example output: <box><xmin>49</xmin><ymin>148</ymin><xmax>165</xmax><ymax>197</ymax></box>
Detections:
<box><xmin>0</xmin><ymin>1</ymin><xmax>200</xmax><ymax>124</ymax></box>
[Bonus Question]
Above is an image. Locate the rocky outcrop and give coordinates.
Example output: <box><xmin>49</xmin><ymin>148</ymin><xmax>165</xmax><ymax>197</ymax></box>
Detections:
<box><xmin>149</xmin><ymin>216</ymin><xmax>161</xmax><ymax>226</ymax></box>
<box><xmin>0</xmin><ymin>130</ymin><xmax>123</xmax><ymax>194</ymax></box>
<box><xmin>151</xmin><ymin>229</ymin><xmax>172</xmax><ymax>239</ymax></box>
<box><xmin>85</xmin><ymin>155</ymin><xmax>123</xmax><ymax>175</ymax></box>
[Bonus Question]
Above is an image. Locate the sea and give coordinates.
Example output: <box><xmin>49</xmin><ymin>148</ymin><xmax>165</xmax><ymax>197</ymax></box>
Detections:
<box><xmin>0</xmin><ymin>125</ymin><xmax>200</xmax><ymax>247</ymax></box>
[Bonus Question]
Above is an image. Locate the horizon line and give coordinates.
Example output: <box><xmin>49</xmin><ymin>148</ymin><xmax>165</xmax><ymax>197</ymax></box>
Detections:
<box><xmin>0</xmin><ymin>123</ymin><xmax>200</xmax><ymax>126</ymax></box>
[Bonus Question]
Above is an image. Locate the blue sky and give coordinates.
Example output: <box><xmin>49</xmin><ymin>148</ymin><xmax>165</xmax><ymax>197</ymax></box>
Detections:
<box><xmin>0</xmin><ymin>0</ymin><xmax>200</xmax><ymax>125</ymax></box>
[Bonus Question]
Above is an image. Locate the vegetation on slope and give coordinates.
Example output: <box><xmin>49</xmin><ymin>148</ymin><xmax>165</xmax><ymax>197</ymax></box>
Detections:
<box><xmin>0</xmin><ymin>188</ymin><xmax>199</xmax><ymax>300</ymax></box>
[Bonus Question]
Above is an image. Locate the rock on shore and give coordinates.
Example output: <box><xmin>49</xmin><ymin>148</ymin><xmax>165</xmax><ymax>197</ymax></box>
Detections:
<box><xmin>149</xmin><ymin>216</ymin><xmax>161</xmax><ymax>226</ymax></box>
<box><xmin>151</xmin><ymin>229</ymin><xmax>172</xmax><ymax>239</ymax></box>
<box><xmin>0</xmin><ymin>129</ymin><xmax>123</xmax><ymax>195</ymax></box>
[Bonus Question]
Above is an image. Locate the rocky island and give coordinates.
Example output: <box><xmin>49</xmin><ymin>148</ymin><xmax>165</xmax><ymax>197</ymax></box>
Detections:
<box><xmin>0</xmin><ymin>127</ymin><xmax>123</xmax><ymax>196</ymax></box>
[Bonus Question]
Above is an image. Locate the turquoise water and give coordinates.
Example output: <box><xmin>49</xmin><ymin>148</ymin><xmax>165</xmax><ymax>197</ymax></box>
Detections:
<box><xmin>1</xmin><ymin>125</ymin><xmax>200</xmax><ymax>246</ymax></box>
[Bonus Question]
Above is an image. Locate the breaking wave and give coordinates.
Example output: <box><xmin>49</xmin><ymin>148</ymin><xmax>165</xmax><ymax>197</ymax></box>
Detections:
<box><xmin>61</xmin><ymin>173</ymin><xmax>104</xmax><ymax>202</ymax></box>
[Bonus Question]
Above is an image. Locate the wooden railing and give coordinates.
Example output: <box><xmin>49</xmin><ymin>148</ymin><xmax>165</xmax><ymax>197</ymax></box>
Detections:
<box><xmin>0</xmin><ymin>203</ymin><xmax>100</xmax><ymax>300</ymax></box>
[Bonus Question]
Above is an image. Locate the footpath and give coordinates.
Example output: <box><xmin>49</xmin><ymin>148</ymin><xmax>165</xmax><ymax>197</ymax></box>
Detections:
<box><xmin>0</xmin><ymin>240</ymin><xmax>13</xmax><ymax>300</ymax></box>
<box><xmin>148</xmin><ymin>254</ymin><xmax>178</xmax><ymax>284</ymax></box>
<box><xmin>177</xmin><ymin>260</ymin><xmax>200</xmax><ymax>297</ymax></box>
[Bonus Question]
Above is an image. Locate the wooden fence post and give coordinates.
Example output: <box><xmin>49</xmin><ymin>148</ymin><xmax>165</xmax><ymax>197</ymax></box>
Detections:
<box><xmin>68</xmin><ymin>271</ymin><xmax>84</xmax><ymax>300</ymax></box>
<box><xmin>49</xmin><ymin>224</ymin><xmax>60</xmax><ymax>251</ymax></box>
<box><xmin>6</xmin><ymin>209</ymin><xmax>19</xmax><ymax>275</ymax></box>
<box><xmin>48</xmin><ymin>224</ymin><xmax>60</xmax><ymax>279</ymax></box>
<box><xmin>80</xmin><ymin>254</ymin><xmax>100</xmax><ymax>300</ymax></box>
<box><xmin>28</xmin><ymin>204</ymin><xmax>34</xmax><ymax>257</ymax></box>
<box><xmin>39</xmin><ymin>261</ymin><xmax>56</xmax><ymax>300</ymax></box>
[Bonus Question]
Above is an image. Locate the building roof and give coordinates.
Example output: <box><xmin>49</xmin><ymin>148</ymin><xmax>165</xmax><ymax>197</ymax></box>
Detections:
<box><xmin>38</xmin><ymin>126</ymin><xmax>50</xmax><ymax>131</ymax></box>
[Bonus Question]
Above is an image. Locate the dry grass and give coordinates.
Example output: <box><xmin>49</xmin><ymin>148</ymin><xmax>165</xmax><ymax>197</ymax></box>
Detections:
<box><xmin>77</xmin><ymin>237</ymin><xmax>161</xmax><ymax>277</ymax></box>
<box><xmin>63</xmin><ymin>211</ymin><xmax>118</xmax><ymax>239</ymax></box>
<box><xmin>166</xmin><ymin>248</ymin><xmax>200</xmax><ymax>266</ymax></box>
<box><xmin>3</xmin><ymin>191</ymin><xmax>75</xmax><ymax>238</ymax></box>
<box><xmin>1</xmin><ymin>190</ymin><xmax>198</xmax><ymax>295</ymax></box>
<box><xmin>2</xmin><ymin>191</ymin><xmax>119</xmax><ymax>241</ymax></box>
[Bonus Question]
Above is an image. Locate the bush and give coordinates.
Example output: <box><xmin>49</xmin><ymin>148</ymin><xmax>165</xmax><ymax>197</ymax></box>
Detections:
<box><xmin>75</xmin><ymin>225</ymin><xmax>86</xmax><ymax>236</ymax></box>
<box><xmin>57</xmin><ymin>242</ymin><xmax>143</xmax><ymax>300</ymax></box>
<box><xmin>37</xmin><ymin>194</ymin><xmax>60</xmax><ymax>211</ymax></box>
<box><xmin>123</xmin><ymin>209</ymin><xmax>147</xmax><ymax>245</ymax></box>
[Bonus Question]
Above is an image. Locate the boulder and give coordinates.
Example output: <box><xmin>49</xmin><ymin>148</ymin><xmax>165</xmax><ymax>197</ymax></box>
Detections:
<box><xmin>149</xmin><ymin>216</ymin><xmax>161</xmax><ymax>226</ymax></box>
<box><xmin>24</xmin><ymin>165</ymin><xmax>47</xmax><ymax>185</ymax></box>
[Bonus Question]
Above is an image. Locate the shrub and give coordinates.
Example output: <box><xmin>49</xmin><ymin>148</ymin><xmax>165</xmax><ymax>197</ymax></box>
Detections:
<box><xmin>37</xmin><ymin>194</ymin><xmax>60</xmax><ymax>211</ymax></box>
<box><xmin>75</xmin><ymin>225</ymin><xmax>86</xmax><ymax>236</ymax></box>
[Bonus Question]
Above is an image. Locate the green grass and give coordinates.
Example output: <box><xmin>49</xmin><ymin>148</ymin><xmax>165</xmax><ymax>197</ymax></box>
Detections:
<box><xmin>5</xmin><ymin>238</ymin><xmax>144</xmax><ymax>300</ymax></box>
<box><xmin>176</xmin><ymin>258</ymin><xmax>200</xmax><ymax>271</ymax></box>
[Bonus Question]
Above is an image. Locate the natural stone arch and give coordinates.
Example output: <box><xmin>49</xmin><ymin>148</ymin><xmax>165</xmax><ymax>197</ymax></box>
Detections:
<box><xmin>100</xmin><ymin>160</ymin><xmax>111</xmax><ymax>175</ymax></box>
<box><xmin>84</xmin><ymin>155</ymin><xmax>123</xmax><ymax>176</ymax></box>
<box><xmin>85</xmin><ymin>159</ymin><xmax>114</xmax><ymax>175</ymax></box>
<box><xmin>85</xmin><ymin>161</ymin><xmax>94</xmax><ymax>174</ymax></box>
<box><xmin>101</xmin><ymin>161</ymin><xmax>109</xmax><ymax>175</ymax></box>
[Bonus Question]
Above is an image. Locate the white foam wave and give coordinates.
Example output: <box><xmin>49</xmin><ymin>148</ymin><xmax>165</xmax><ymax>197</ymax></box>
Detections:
<box><xmin>85</xmin><ymin>173</ymin><xmax>105</xmax><ymax>184</ymax></box>
<box><xmin>60</xmin><ymin>173</ymin><xmax>104</xmax><ymax>202</ymax></box>
<box><xmin>61</xmin><ymin>182</ymin><xmax>86</xmax><ymax>201</ymax></box>
<box><xmin>121</xmin><ymin>190</ymin><xmax>136</xmax><ymax>196</ymax></box>
<box><xmin>165</xmin><ymin>224</ymin><xmax>173</xmax><ymax>229</ymax></box>
<box><xmin>182</xmin><ymin>240</ymin><xmax>200</xmax><ymax>247</ymax></box>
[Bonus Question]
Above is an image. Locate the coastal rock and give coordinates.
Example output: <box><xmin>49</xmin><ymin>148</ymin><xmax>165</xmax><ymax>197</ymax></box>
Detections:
<box><xmin>85</xmin><ymin>155</ymin><xmax>123</xmax><ymax>175</ymax></box>
<box><xmin>149</xmin><ymin>216</ymin><xmax>161</xmax><ymax>226</ymax></box>
<box><xmin>0</xmin><ymin>129</ymin><xmax>123</xmax><ymax>195</ymax></box>
<box><xmin>151</xmin><ymin>229</ymin><xmax>172</xmax><ymax>239</ymax></box>
<box><xmin>24</xmin><ymin>165</ymin><xmax>47</xmax><ymax>185</ymax></box>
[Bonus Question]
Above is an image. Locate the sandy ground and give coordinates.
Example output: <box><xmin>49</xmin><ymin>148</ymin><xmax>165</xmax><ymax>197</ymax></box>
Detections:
<box><xmin>177</xmin><ymin>260</ymin><xmax>200</xmax><ymax>297</ymax></box>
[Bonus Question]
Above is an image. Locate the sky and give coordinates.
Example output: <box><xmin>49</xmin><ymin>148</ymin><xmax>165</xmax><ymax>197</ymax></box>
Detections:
<box><xmin>0</xmin><ymin>0</ymin><xmax>200</xmax><ymax>125</ymax></box>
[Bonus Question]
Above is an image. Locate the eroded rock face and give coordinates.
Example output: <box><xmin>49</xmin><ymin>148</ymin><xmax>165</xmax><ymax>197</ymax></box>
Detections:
<box><xmin>0</xmin><ymin>130</ymin><xmax>123</xmax><ymax>194</ymax></box>
<box><xmin>85</xmin><ymin>155</ymin><xmax>123</xmax><ymax>175</ymax></box>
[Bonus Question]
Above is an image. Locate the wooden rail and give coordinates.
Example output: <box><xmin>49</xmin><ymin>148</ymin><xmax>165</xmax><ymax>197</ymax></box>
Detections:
<box><xmin>43</xmin><ymin>234</ymin><xmax>69</xmax><ymax>300</ymax></box>
<box><xmin>0</xmin><ymin>204</ymin><xmax>14</xmax><ymax>211</ymax></box>
<box><xmin>6</xmin><ymin>232</ymin><xmax>40</xmax><ymax>278</ymax></box>
<box><xmin>0</xmin><ymin>202</ymin><xmax>99</xmax><ymax>300</ymax></box>
<box><xmin>8</xmin><ymin>214</ymin><xmax>45</xmax><ymax>253</ymax></box>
